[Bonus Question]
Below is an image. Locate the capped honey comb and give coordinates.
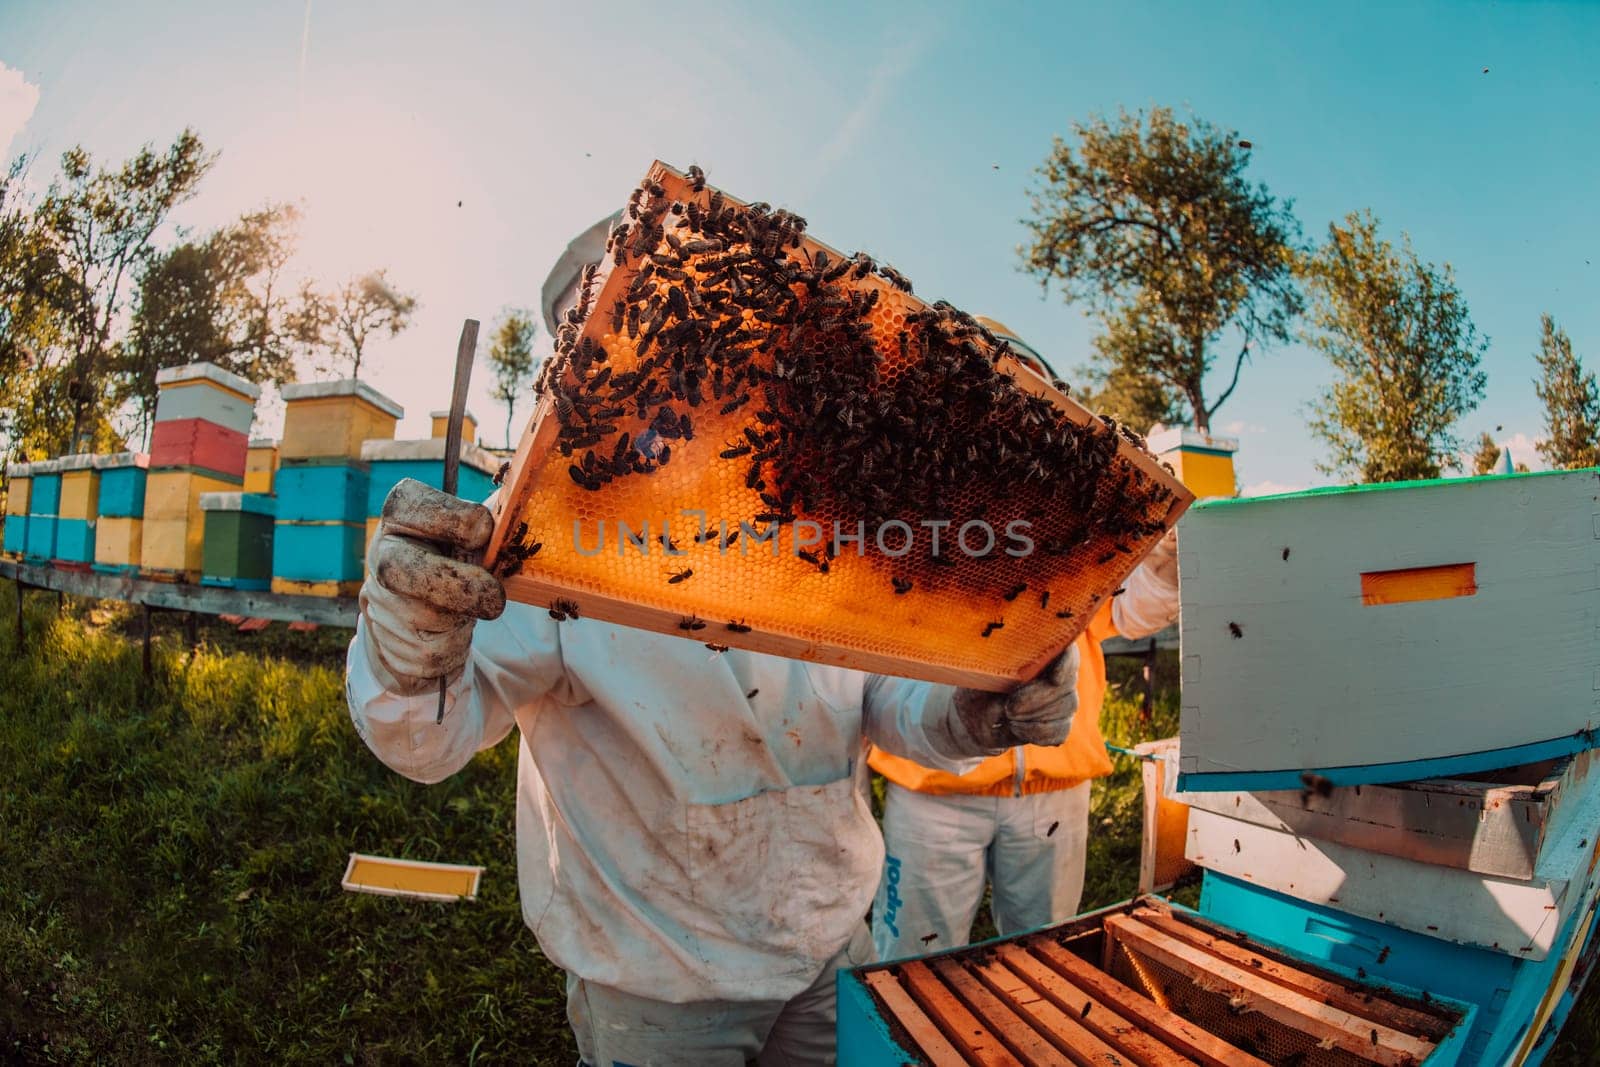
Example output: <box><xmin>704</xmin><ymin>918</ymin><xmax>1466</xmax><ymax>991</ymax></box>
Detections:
<box><xmin>487</xmin><ymin>161</ymin><xmax>1192</xmax><ymax>690</ymax></box>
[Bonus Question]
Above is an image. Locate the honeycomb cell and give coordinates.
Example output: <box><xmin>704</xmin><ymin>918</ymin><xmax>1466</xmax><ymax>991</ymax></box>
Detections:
<box><xmin>487</xmin><ymin>162</ymin><xmax>1192</xmax><ymax>690</ymax></box>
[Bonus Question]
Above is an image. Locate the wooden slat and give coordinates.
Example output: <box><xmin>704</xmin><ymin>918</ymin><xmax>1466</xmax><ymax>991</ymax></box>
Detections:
<box><xmin>1103</xmin><ymin>915</ymin><xmax>1435</xmax><ymax>1067</ymax></box>
<box><xmin>1130</xmin><ymin>907</ymin><xmax>1448</xmax><ymax>1040</ymax></box>
<box><xmin>862</xmin><ymin>970</ymin><xmax>971</xmax><ymax>1066</ymax></box>
<box><xmin>990</xmin><ymin>945</ymin><xmax>1196</xmax><ymax>1067</ymax></box>
<box><xmin>1025</xmin><ymin>939</ymin><xmax>1269</xmax><ymax>1067</ymax></box>
<box><xmin>931</xmin><ymin>957</ymin><xmax>1084</xmax><ymax>1066</ymax></box>
<box><xmin>969</xmin><ymin>951</ymin><xmax>1177</xmax><ymax>1067</ymax></box>
<box><xmin>898</xmin><ymin>960</ymin><xmax>1022</xmax><ymax>1067</ymax></box>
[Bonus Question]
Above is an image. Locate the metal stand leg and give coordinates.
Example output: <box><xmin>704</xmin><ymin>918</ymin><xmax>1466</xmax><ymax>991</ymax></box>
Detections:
<box><xmin>185</xmin><ymin>610</ymin><xmax>198</xmax><ymax>650</ymax></box>
<box><xmin>142</xmin><ymin>603</ymin><xmax>153</xmax><ymax>682</ymax></box>
<box><xmin>13</xmin><ymin>577</ymin><xmax>22</xmax><ymax>649</ymax></box>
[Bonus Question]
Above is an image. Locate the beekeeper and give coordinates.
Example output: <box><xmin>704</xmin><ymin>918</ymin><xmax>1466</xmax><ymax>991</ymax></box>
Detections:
<box><xmin>868</xmin><ymin>322</ymin><xmax>1181</xmax><ymax>962</ymax></box>
<box><xmin>346</xmin><ymin>478</ymin><xmax>1082</xmax><ymax>1066</ymax></box>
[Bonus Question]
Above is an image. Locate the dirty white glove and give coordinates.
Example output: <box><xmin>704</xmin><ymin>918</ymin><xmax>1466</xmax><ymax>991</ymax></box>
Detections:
<box><xmin>359</xmin><ymin>478</ymin><xmax>506</xmax><ymax>695</ymax></box>
<box><xmin>1113</xmin><ymin>527</ymin><xmax>1180</xmax><ymax>638</ymax></box>
<box><xmin>929</xmin><ymin>644</ymin><xmax>1081</xmax><ymax>759</ymax></box>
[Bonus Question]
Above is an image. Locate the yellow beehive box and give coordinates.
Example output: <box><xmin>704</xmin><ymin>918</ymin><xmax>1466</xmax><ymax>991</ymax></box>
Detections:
<box><xmin>57</xmin><ymin>454</ymin><xmax>100</xmax><ymax>521</ymax></box>
<box><xmin>144</xmin><ymin>468</ymin><xmax>244</xmax><ymax>522</ymax></box>
<box><xmin>141</xmin><ymin>516</ymin><xmax>205</xmax><ymax>577</ymax></box>
<box><xmin>245</xmin><ymin>438</ymin><xmax>279</xmax><ymax>494</ymax></box>
<box><xmin>1146</xmin><ymin>427</ymin><xmax>1239</xmax><ymax>499</ymax></box>
<box><xmin>280</xmin><ymin>380</ymin><xmax>403</xmax><ymax>461</ymax></box>
<box><xmin>430</xmin><ymin>409</ymin><xmax>478</xmax><ymax>443</ymax></box>
<box><xmin>270</xmin><ymin>576</ymin><xmax>361</xmax><ymax>598</ymax></box>
<box><xmin>94</xmin><ymin>516</ymin><xmax>143</xmax><ymax>569</ymax></box>
<box><xmin>4</xmin><ymin>463</ymin><xmax>30</xmax><ymax>517</ymax></box>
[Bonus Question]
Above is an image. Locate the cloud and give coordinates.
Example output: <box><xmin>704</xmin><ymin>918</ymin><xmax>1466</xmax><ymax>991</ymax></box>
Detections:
<box><xmin>1221</xmin><ymin>419</ymin><xmax>1266</xmax><ymax>436</ymax></box>
<box><xmin>1241</xmin><ymin>479</ymin><xmax>1307</xmax><ymax>497</ymax></box>
<box><xmin>0</xmin><ymin>62</ymin><xmax>39</xmax><ymax>159</ymax></box>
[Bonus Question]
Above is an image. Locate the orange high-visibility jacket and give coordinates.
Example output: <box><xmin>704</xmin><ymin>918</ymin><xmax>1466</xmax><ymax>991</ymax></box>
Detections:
<box><xmin>868</xmin><ymin>601</ymin><xmax>1118</xmax><ymax>796</ymax></box>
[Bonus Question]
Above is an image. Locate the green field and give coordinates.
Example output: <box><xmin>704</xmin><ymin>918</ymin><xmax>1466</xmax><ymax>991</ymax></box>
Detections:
<box><xmin>0</xmin><ymin>585</ymin><xmax>1595</xmax><ymax>1063</ymax></box>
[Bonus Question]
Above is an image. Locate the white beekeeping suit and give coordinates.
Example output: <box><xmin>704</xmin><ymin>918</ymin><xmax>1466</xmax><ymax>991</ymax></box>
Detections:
<box><xmin>347</xmin><ymin>479</ymin><xmax>1082</xmax><ymax>1067</ymax></box>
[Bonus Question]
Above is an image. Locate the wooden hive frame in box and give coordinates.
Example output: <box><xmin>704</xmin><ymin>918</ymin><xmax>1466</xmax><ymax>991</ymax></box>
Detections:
<box><xmin>488</xmin><ymin>161</ymin><xmax>1192</xmax><ymax>690</ymax></box>
<box><xmin>848</xmin><ymin>899</ymin><xmax>1468</xmax><ymax>1066</ymax></box>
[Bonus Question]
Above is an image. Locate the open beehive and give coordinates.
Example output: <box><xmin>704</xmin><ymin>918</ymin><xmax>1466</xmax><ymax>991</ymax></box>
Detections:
<box><xmin>487</xmin><ymin>162</ymin><xmax>1192</xmax><ymax>689</ymax></box>
<box><xmin>842</xmin><ymin>900</ymin><xmax>1471</xmax><ymax>1066</ymax></box>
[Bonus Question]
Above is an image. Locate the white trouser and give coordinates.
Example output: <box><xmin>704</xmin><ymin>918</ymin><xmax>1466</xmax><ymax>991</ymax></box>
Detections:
<box><xmin>567</xmin><ymin>922</ymin><xmax>874</xmax><ymax>1067</ymax></box>
<box><xmin>872</xmin><ymin>780</ymin><xmax>1091</xmax><ymax>961</ymax></box>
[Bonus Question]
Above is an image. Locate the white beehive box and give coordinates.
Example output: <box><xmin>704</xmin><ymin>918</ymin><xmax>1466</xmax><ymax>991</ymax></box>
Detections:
<box><xmin>1177</xmin><ymin>469</ymin><xmax>1600</xmax><ymax>792</ymax></box>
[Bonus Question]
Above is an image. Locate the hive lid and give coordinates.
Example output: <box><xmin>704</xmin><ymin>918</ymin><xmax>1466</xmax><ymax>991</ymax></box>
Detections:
<box><xmin>93</xmin><ymin>452</ymin><xmax>150</xmax><ymax>470</ymax></box>
<box><xmin>155</xmin><ymin>362</ymin><xmax>262</xmax><ymax>399</ymax></box>
<box><xmin>248</xmin><ymin>438</ymin><xmax>279</xmax><ymax>450</ymax></box>
<box><xmin>4</xmin><ymin>461</ymin><xmax>33</xmax><ymax>478</ymax></box>
<box><xmin>55</xmin><ymin>453</ymin><xmax>99</xmax><ymax>472</ymax></box>
<box><xmin>199</xmin><ymin>491</ymin><xmax>276</xmax><ymax>515</ymax></box>
<box><xmin>359</xmin><ymin>437</ymin><xmax>502</xmax><ymax>476</ymax></box>
<box><xmin>281</xmin><ymin>379</ymin><xmax>404</xmax><ymax>419</ymax></box>
<box><xmin>28</xmin><ymin>458</ymin><xmax>62</xmax><ymax>474</ymax></box>
<box><xmin>486</xmin><ymin>161</ymin><xmax>1192</xmax><ymax>691</ymax></box>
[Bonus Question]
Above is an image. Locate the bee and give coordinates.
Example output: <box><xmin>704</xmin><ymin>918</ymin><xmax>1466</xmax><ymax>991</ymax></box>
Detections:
<box><xmin>687</xmin><ymin>164</ymin><xmax>706</xmax><ymax>192</ymax></box>
<box><xmin>919</xmin><ymin>933</ymin><xmax>938</xmax><ymax>946</ymax></box>
<box><xmin>1039</xmin><ymin>590</ymin><xmax>1050</xmax><ymax>610</ymax></box>
<box><xmin>726</xmin><ymin>620</ymin><xmax>752</xmax><ymax>633</ymax></box>
<box><xmin>796</xmin><ymin>549</ymin><xmax>820</xmax><ymax>567</ymax></box>
<box><xmin>745</xmin><ymin>687</ymin><xmax>759</xmax><ymax>700</ymax></box>
<box><xmin>705</xmin><ymin>643</ymin><xmax>730</xmax><ymax>654</ymax></box>
<box><xmin>493</xmin><ymin>461</ymin><xmax>512</xmax><ymax>487</ymax></box>
<box><xmin>668</xmin><ymin>568</ymin><xmax>693</xmax><ymax>584</ymax></box>
<box><xmin>719</xmin><ymin>393</ymin><xmax>750</xmax><ymax>415</ymax></box>
<box><xmin>1047</xmin><ymin>821</ymin><xmax>1059</xmax><ymax>837</ymax></box>
<box><xmin>1002</xmin><ymin>582</ymin><xmax>1027</xmax><ymax>602</ymax></box>
<box><xmin>678</xmin><ymin>615</ymin><xmax>707</xmax><ymax>631</ymax></box>
<box><xmin>720</xmin><ymin>443</ymin><xmax>753</xmax><ymax>460</ymax></box>
<box><xmin>879</xmin><ymin>265</ymin><xmax>913</xmax><ymax>293</ymax></box>
<box><xmin>1095</xmin><ymin>552</ymin><xmax>1117</xmax><ymax>565</ymax></box>
<box><xmin>981</xmin><ymin>620</ymin><xmax>1004</xmax><ymax>638</ymax></box>
<box><xmin>1110</xmin><ymin>587</ymin><xmax>1127</xmax><ymax>598</ymax></box>
<box><xmin>891</xmin><ymin>577</ymin><xmax>913</xmax><ymax>595</ymax></box>
<box><xmin>1228</xmin><ymin>621</ymin><xmax>1243</xmax><ymax>639</ymax></box>
<box><xmin>1281</xmin><ymin>547</ymin><xmax>1291</xmax><ymax>561</ymax></box>
<box><xmin>548</xmin><ymin>598</ymin><xmax>580</xmax><ymax>622</ymax></box>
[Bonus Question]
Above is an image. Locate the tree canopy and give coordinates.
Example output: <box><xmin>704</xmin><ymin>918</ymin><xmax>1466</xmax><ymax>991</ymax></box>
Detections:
<box><xmin>1020</xmin><ymin>106</ymin><xmax>1302</xmax><ymax>433</ymax></box>
<box><xmin>1301</xmin><ymin>210</ymin><xmax>1488</xmax><ymax>483</ymax></box>
<box><xmin>1532</xmin><ymin>314</ymin><xmax>1600</xmax><ymax>470</ymax></box>
<box><xmin>486</xmin><ymin>308</ymin><xmax>538</xmax><ymax>448</ymax></box>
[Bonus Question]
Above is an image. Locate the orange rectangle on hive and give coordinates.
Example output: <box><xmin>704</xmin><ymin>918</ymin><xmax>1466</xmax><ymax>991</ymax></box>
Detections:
<box><xmin>487</xmin><ymin>161</ymin><xmax>1193</xmax><ymax>690</ymax></box>
<box><xmin>1360</xmin><ymin>562</ymin><xmax>1477</xmax><ymax>606</ymax></box>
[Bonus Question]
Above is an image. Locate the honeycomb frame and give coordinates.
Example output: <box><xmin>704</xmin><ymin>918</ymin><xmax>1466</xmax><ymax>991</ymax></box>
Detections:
<box><xmin>487</xmin><ymin>161</ymin><xmax>1193</xmax><ymax>691</ymax></box>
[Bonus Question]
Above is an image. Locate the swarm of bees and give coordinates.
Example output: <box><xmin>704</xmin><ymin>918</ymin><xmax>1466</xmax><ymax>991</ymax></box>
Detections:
<box><xmin>508</xmin><ymin>164</ymin><xmax>1178</xmax><ymax>638</ymax></box>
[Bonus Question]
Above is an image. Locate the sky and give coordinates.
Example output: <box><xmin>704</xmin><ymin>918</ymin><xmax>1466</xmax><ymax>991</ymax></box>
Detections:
<box><xmin>1</xmin><ymin>0</ymin><xmax>1596</xmax><ymax>494</ymax></box>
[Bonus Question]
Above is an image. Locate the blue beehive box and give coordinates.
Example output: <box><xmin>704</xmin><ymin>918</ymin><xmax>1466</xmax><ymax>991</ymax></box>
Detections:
<box><xmin>22</xmin><ymin>460</ymin><xmax>61</xmax><ymax>561</ymax></box>
<box><xmin>95</xmin><ymin>452</ymin><xmax>149</xmax><ymax>518</ymax></box>
<box><xmin>360</xmin><ymin>438</ymin><xmax>502</xmax><ymax>514</ymax></box>
<box><xmin>3</xmin><ymin>461</ymin><xmax>32</xmax><ymax>557</ymax></box>
<box><xmin>274</xmin><ymin>459</ymin><xmax>370</xmax><ymax>523</ymax></box>
<box><xmin>54</xmin><ymin>519</ymin><xmax>94</xmax><ymax>563</ymax></box>
<box><xmin>271</xmin><ymin>521</ymin><xmax>366</xmax><ymax>583</ymax></box>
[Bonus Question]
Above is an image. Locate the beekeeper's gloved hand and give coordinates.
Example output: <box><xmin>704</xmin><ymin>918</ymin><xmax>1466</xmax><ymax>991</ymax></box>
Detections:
<box><xmin>359</xmin><ymin>478</ymin><xmax>506</xmax><ymax>695</ymax></box>
<box><xmin>931</xmin><ymin>644</ymin><xmax>1081</xmax><ymax>758</ymax></box>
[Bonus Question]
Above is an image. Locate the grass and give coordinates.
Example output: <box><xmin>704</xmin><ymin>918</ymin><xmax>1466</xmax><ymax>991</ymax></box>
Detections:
<box><xmin>0</xmin><ymin>582</ymin><xmax>1594</xmax><ymax>1063</ymax></box>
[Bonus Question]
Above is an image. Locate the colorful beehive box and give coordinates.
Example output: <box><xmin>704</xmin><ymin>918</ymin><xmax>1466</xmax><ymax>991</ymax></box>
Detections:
<box><xmin>3</xmin><ymin>461</ymin><xmax>31</xmax><ymax>557</ymax></box>
<box><xmin>270</xmin><ymin>521</ymin><xmax>366</xmax><ymax>597</ymax></box>
<box><xmin>362</xmin><ymin>438</ymin><xmax>500</xmax><ymax>513</ymax></box>
<box><xmin>152</xmin><ymin>362</ymin><xmax>260</xmax><ymax>436</ymax></box>
<box><xmin>244</xmin><ymin>439</ymin><xmax>278</xmax><ymax>495</ymax></box>
<box><xmin>23</xmin><ymin>458</ymin><xmax>61</xmax><ymax>562</ymax></box>
<box><xmin>1146</xmin><ymin>426</ymin><xmax>1240</xmax><ymax>499</ymax></box>
<box><xmin>429</xmin><ymin>409</ymin><xmax>478</xmax><ymax>443</ymax></box>
<box><xmin>149</xmin><ymin>417</ymin><xmax>248</xmax><ymax>479</ymax></box>
<box><xmin>94</xmin><ymin>516</ymin><xmax>143</xmax><ymax>574</ymax></box>
<box><xmin>279</xmin><ymin>380</ymin><xmax>402</xmax><ymax>462</ymax></box>
<box><xmin>140</xmin><ymin>467</ymin><xmax>243</xmax><ymax>580</ymax></box>
<box><xmin>200</xmin><ymin>492</ymin><xmax>275</xmax><ymax>590</ymax></box>
<box><xmin>94</xmin><ymin>452</ymin><xmax>148</xmax><ymax>517</ymax></box>
<box><xmin>274</xmin><ymin>460</ymin><xmax>370</xmax><ymax>524</ymax></box>
<box><xmin>837</xmin><ymin>897</ymin><xmax>1474</xmax><ymax>1065</ymax></box>
<box><xmin>53</xmin><ymin>453</ymin><xmax>99</xmax><ymax>564</ymax></box>
<box><xmin>1177</xmin><ymin>469</ymin><xmax>1600</xmax><ymax>792</ymax></box>
<box><xmin>487</xmin><ymin>161</ymin><xmax>1190</xmax><ymax>691</ymax></box>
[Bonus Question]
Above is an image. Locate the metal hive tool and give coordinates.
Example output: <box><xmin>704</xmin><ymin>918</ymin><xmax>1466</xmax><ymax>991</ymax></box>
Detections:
<box><xmin>486</xmin><ymin>161</ymin><xmax>1193</xmax><ymax>690</ymax></box>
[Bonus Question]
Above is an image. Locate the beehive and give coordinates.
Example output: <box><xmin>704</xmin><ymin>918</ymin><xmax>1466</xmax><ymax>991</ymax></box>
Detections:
<box><xmin>429</xmin><ymin>409</ymin><xmax>478</xmax><ymax>443</ymax></box>
<box><xmin>3</xmin><ymin>462</ymin><xmax>31</xmax><ymax>557</ymax></box>
<box><xmin>93</xmin><ymin>517</ymin><xmax>143</xmax><ymax>573</ymax></box>
<box><xmin>148</xmin><ymin>417</ymin><xmax>248</xmax><ymax>478</ymax></box>
<box><xmin>152</xmin><ymin>363</ymin><xmax>260</xmax><ymax>435</ymax></box>
<box><xmin>270</xmin><ymin>520</ymin><xmax>365</xmax><ymax>597</ymax></box>
<box><xmin>274</xmin><ymin>460</ymin><xmax>371</xmax><ymax>523</ymax></box>
<box><xmin>140</xmin><ymin>467</ymin><xmax>243</xmax><ymax>579</ymax></box>
<box><xmin>244</xmin><ymin>439</ymin><xmax>278</xmax><ymax>495</ymax></box>
<box><xmin>279</xmin><ymin>380</ymin><xmax>402</xmax><ymax>461</ymax></box>
<box><xmin>361</xmin><ymin>437</ymin><xmax>502</xmax><ymax>571</ymax></box>
<box><xmin>95</xmin><ymin>452</ymin><xmax>149</xmax><ymax>518</ymax></box>
<box><xmin>23</xmin><ymin>459</ymin><xmax>60</xmax><ymax>562</ymax></box>
<box><xmin>838</xmin><ymin>899</ymin><xmax>1471</xmax><ymax>1065</ymax></box>
<box><xmin>1177</xmin><ymin>469</ymin><xmax>1600</xmax><ymax>792</ymax></box>
<box><xmin>487</xmin><ymin>162</ymin><xmax>1192</xmax><ymax>690</ymax></box>
<box><xmin>53</xmin><ymin>453</ymin><xmax>99</xmax><ymax>564</ymax></box>
<box><xmin>200</xmin><ymin>492</ymin><xmax>275</xmax><ymax>590</ymax></box>
<box><xmin>1146</xmin><ymin>426</ymin><xmax>1240</xmax><ymax>499</ymax></box>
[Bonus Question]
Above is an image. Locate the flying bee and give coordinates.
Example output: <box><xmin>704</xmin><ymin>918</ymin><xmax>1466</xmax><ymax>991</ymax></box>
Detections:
<box><xmin>687</xmin><ymin>164</ymin><xmax>706</xmax><ymax>191</ymax></box>
<box><xmin>745</xmin><ymin>687</ymin><xmax>759</xmax><ymax>700</ymax></box>
<box><xmin>1227</xmin><ymin>622</ymin><xmax>1243</xmax><ymax>639</ymax></box>
<box><xmin>891</xmin><ymin>577</ymin><xmax>913</xmax><ymax>595</ymax></box>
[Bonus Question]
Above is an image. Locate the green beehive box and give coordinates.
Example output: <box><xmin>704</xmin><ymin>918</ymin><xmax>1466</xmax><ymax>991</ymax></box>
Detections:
<box><xmin>200</xmin><ymin>492</ymin><xmax>276</xmax><ymax>590</ymax></box>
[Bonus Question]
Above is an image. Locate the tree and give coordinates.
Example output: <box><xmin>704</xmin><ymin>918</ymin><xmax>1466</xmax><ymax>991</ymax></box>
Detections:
<box><xmin>36</xmin><ymin>129</ymin><xmax>215</xmax><ymax>452</ymax></box>
<box><xmin>0</xmin><ymin>154</ymin><xmax>69</xmax><ymax>461</ymax></box>
<box><xmin>1075</xmin><ymin>352</ymin><xmax>1185</xmax><ymax>433</ymax></box>
<box><xmin>118</xmin><ymin>204</ymin><xmax>302</xmax><ymax>439</ymax></box>
<box><xmin>292</xmin><ymin>269</ymin><xmax>417</xmax><ymax>378</ymax></box>
<box><xmin>1532</xmin><ymin>314</ymin><xmax>1600</xmax><ymax>469</ymax></box>
<box><xmin>1301</xmin><ymin>210</ymin><xmax>1488</xmax><ymax>483</ymax></box>
<box><xmin>486</xmin><ymin>308</ymin><xmax>538</xmax><ymax>448</ymax></box>
<box><xmin>1020</xmin><ymin>106</ymin><xmax>1302</xmax><ymax>433</ymax></box>
<box><xmin>1469</xmin><ymin>431</ymin><xmax>1501</xmax><ymax>475</ymax></box>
